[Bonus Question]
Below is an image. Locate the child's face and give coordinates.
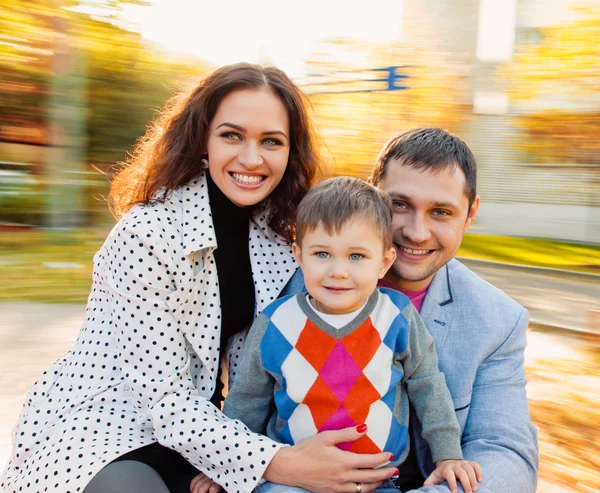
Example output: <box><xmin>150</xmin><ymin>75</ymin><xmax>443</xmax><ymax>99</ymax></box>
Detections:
<box><xmin>293</xmin><ymin>218</ymin><xmax>396</xmax><ymax>315</ymax></box>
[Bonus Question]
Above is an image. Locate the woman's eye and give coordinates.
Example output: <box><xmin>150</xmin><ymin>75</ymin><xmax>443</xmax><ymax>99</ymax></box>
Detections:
<box><xmin>316</xmin><ymin>252</ymin><xmax>330</xmax><ymax>258</ymax></box>
<box><xmin>263</xmin><ymin>138</ymin><xmax>282</xmax><ymax>147</ymax></box>
<box><xmin>221</xmin><ymin>132</ymin><xmax>242</xmax><ymax>141</ymax></box>
<box><xmin>349</xmin><ymin>253</ymin><xmax>363</xmax><ymax>261</ymax></box>
<box><xmin>392</xmin><ymin>201</ymin><xmax>407</xmax><ymax>210</ymax></box>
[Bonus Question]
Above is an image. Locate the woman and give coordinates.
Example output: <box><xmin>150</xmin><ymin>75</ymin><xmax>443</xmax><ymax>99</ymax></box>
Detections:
<box><xmin>1</xmin><ymin>63</ymin><xmax>397</xmax><ymax>493</ymax></box>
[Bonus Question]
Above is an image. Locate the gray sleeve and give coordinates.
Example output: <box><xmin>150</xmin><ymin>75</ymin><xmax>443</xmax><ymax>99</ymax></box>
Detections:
<box><xmin>222</xmin><ymin>313</ymin><xmax>274</xmax><ymax>435</ymax></box>
<box><xmin>399</xmin><ymin>304</ymin><xmax>463</xmax><ymax>463</ymax></box>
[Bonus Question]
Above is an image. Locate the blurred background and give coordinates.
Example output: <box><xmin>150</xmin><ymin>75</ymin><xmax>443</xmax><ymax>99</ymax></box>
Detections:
<box><xmin>0</xmin><ymin>0</ymin><xmax>599</xmax><ymax>491</ymax></box>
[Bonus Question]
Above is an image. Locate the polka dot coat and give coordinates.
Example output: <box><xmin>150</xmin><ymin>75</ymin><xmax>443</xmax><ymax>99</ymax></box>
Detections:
<box><xmin>1</xmin><ymin>174</ymin><xmax>298</xmax><ymax>493</ymax></box>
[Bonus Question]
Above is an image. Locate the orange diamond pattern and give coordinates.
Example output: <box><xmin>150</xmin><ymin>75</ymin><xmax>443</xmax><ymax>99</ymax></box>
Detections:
<box><xmin>303</xmin><ymin>375</ymin><xmax>343</xmax><ymax>430</ymax></box>
<box><xmin>340</xmin><ymin>318</ymin><xmax>381</xmax><ymax>368</ymax></box>
<box><xmin>347</xmin><ymin>433</ymin><xmax>382</xmax><ymax>454</ymax></box>
<box><xmin>295</xmin><ymin>320</ymin><xmax>338</xmax><ymax>371</ymax></box>
<box><xmin>343</xmin><ymin>373</ymin><xmax>381</xmax><ymax>424</ymax></box>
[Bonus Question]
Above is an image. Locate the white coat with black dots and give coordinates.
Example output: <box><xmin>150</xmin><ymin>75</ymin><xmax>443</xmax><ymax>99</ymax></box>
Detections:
<box><xmin>1</xmin><ymin>172</ymin><xmax>298</xmax><ymax>493</ymax></box>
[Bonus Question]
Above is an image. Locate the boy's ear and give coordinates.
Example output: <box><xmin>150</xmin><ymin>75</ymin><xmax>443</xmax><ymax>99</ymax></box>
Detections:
<box><xmin>292</xmin><ymin>242</ymin><xmax>303</xmax><ymax>267</ymax></box>
<box><xmin>379</xmin><ymin>246</ymin><xmax>397</xmax><ymax>279</ymax></box>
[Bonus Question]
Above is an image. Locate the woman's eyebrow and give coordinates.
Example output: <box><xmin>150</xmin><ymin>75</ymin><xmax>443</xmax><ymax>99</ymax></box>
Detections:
<box><xmin>216</xmin><ymin>123</ymin><xmax>288</xmax><ymax>139</ymax></box>
<box><xmin>263</xmin><ymin>130</ymin><xmax>288</xmax><ymax>139</ymax></box>
<box><xmin>216</xmin><ymin>122</ymin><xmax>245</xmax><ymax>131</ymax></box>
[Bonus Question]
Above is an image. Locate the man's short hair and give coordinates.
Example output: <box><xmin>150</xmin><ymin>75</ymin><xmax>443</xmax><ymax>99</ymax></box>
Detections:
<box><xmin>371</xmin><ymin>127</ymin><xmax>477</xmax><ymax>208</ymax></box>
<box><xmin>295</xmin><ymin>176</ymin><xmax>393</xmax><ymax>250</ymax></box>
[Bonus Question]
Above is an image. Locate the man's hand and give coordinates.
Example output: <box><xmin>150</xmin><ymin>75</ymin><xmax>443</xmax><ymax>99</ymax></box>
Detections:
<box><xmin>423</xmin><ymin>459</ymin><xmax>483</xmax><ymax>493</ymax></box>
<box><xmin>190</xmin><ymin>472</ymin><xmax>221</xmax><ymax>493</ymax></box>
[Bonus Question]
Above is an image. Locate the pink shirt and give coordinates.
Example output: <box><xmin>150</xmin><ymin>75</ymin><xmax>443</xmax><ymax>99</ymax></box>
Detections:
<box><xmin>378</xmin><ymin>279</ymin><xmax>430</xmax><ymax>313</ymax></box>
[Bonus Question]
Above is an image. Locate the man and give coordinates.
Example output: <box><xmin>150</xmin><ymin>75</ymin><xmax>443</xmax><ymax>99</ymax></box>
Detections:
<box><xmin>369</xmin><ymin>127</ymin><xmax>538</xmax><ymax>492</ymax></box>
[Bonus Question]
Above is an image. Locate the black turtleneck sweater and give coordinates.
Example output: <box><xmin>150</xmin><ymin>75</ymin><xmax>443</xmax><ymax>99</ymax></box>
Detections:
<box><xmin>206</xmin><ymin>173</ymin><xmax>256</xmax><ymax>407</ymax></box>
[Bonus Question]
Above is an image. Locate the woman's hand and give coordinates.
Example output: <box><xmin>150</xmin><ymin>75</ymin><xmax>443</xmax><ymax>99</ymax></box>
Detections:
<box><xmin>190</xmin><ymin>472</ymin><xmax>222</xmax><ymax>493</ymax></box>
<box><xmin>263</xmin><ymin>425</ymin><xmax>398</xmax><ymax>493</ymax></box>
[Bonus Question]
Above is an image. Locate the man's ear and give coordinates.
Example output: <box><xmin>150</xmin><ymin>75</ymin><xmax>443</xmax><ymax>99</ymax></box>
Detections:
<box><xmin>379</xmin><ymin>247</ymin><xmax>397</xmax><ymax>279</ymax></box>
<box><xmin>465</xmin><ymin>195</ymin><xmax>480</xmax><ymax>232</ymax></box>
<box><xmin>292</xmin><ymin>242</ymin><xmax>303</xmax><ymax>267</ymax></box>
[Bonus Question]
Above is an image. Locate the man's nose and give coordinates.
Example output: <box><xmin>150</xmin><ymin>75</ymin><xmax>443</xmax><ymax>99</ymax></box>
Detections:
<box><xmin>403</xmin><ymin>214</ymin><xmax>432</xmax><ymax>244</ymax></box>
<box><xmin>239</xmin><ymin>142</ymin><xmax>263</xmax><ymax>168</ymax></box>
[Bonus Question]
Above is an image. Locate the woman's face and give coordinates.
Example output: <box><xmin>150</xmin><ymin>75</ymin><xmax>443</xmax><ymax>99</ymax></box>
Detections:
<box><xmin>206</xmin><ymin>88</ymin><xmax>291</xmax><ymax>207</ymax></box>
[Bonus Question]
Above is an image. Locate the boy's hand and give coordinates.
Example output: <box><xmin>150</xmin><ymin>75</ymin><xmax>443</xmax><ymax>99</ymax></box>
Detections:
<box><xmin>190</xmin><ymin>472</ymin><xmax>221</xmax><ymax>493</ymax></box>
<box><xmin>423</xmin><ymin>459</ymin><xmax>483</xmax><ymax>493</ymax></box>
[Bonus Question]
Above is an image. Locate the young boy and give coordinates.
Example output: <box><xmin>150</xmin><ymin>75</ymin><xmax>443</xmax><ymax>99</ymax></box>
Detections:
<box><xmin>222</xmin><ymin>177</ymin><xmax>482</xmax><ymax>493</ymax></box>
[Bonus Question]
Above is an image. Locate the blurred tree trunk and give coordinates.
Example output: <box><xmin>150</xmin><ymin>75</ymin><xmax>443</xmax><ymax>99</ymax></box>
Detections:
<box><xmin>47</xmin><ymin>6</ymin><xmax>87</xmax><ymax>229</ymax></box>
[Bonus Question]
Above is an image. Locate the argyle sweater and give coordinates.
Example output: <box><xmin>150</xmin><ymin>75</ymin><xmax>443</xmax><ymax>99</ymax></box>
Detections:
<box><xmin>223</xmin><ymin>288</ymin><xmax>463</xmax><ymax>465</ymax></box>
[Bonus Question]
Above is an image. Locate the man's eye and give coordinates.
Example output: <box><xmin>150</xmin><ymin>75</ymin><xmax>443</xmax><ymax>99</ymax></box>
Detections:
<box><xmin>349</xmin><ymin>253</ymin><xmax>363</xmax><ymax>261</ymax></box>
<box><xmin>433</xmin><ymin>210</ymin><xmax>450</xmax><ymax>217</ymax></box>
<box><xmin>392</xmin><ymin>201</ymin><xmax>407</xmax><ymax>209</ymax></box>
<box><xmin>316</xmin><ymin>252</ymin><xmax>330</xmax><ymax>258</ymax></box>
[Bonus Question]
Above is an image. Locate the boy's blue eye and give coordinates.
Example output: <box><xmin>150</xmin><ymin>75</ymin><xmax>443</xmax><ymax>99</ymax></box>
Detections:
<box><xmin>349</xmin><ymin>253</ymin><xmax>363</xmax><ymax>261</ymax></box>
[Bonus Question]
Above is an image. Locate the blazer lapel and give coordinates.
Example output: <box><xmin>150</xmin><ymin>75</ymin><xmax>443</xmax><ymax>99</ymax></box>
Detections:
<box><xmin>419</xmin><ymin>262</ymin><xmax>454</xmax><ymax>352</ymax></box>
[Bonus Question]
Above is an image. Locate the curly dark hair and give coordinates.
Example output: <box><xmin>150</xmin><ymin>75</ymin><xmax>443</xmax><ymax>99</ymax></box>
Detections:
<box><xmin>109</xmin><ymin>62</ymin><xmax>321</xmax><ymax>243</ymax></box>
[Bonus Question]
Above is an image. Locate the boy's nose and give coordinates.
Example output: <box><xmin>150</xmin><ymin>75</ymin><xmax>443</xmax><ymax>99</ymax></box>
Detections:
<box><xmin>329</xmin><ymin>262</ymin><xmax>349</xmax><ymax>279</ymax></box>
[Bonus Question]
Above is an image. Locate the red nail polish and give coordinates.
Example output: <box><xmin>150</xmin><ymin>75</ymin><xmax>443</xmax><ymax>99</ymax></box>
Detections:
<box><xmin>356</xmin><ymin>424</ymin><xmax>367</xmax><ymax>433</ymax></box>
<box><xmin>389</xmin><ymin>454</ymin><xmax>394</xmax><ymax>461</ymax></box>
<box><xmin>393</xmin><ymin>469</ymin><xmax>400</xmax><ymax>476</ymax></box>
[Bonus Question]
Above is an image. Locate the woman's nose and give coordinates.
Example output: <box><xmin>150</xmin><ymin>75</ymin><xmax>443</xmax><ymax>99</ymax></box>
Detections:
<box><xmin>239</xmin><ymin>142</ymin><xmax>263</xmax><ymax>168</ymax></box>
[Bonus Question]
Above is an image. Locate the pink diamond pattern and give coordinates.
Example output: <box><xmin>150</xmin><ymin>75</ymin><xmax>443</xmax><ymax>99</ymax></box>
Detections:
<box><xmin>319</xmin><ymin>341</ymin><xmax>361</xmax><ymax>402</ymax></box>
<box><xmin>293</xmin><ymin>318</ymin><xmax>387</xmax><ymax>454</ymax></box>
<box><xmin>321</xmin><ymin>405</ymin><xmax>355</xmax><ymax>434</ymax></box>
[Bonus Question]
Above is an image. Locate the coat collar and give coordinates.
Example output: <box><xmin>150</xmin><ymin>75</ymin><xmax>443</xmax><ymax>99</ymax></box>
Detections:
<box><xmin>179</xmin><ymin>173</ymin><xmax>217</xmax><ymax>256</ymax></box>
<box><xmin>178</xmin><ymin>173</ymin><xmax>291</xmax><ymax>257</ymax></box>
<box><xmin>177</xmin><ymin>172</ymin><xmax>296</xmax><ymax>313</ymax></box>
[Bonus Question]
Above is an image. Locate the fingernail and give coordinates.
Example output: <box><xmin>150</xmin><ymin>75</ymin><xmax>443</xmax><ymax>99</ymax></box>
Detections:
<box><xmin>356</xmin><ymin>424</ymin><xmax>367</xmax><ymax>433</ymax></box>
<box><xmin>393</xmin><ymin>469</ymin><xmax>400</xmax><ymax>475</ymax></box>
<box><xmin>389</xmin><ymin>454</ymin><xmax>394</xmax><ymax>461</ymax></box>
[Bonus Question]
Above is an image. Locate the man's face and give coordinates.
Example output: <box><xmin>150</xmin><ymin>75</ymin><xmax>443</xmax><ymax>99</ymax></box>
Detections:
<box><xmin>375</xmin><ymin>160</ymin><xmax>479</xmax><ymax>290</ymax></box>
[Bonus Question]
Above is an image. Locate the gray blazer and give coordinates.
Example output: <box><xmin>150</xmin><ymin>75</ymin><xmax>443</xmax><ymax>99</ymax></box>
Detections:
<box><xmin>410</xmin><ymin>258</ymin><xmax>538</xmax><ymax>492</ymax></box>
